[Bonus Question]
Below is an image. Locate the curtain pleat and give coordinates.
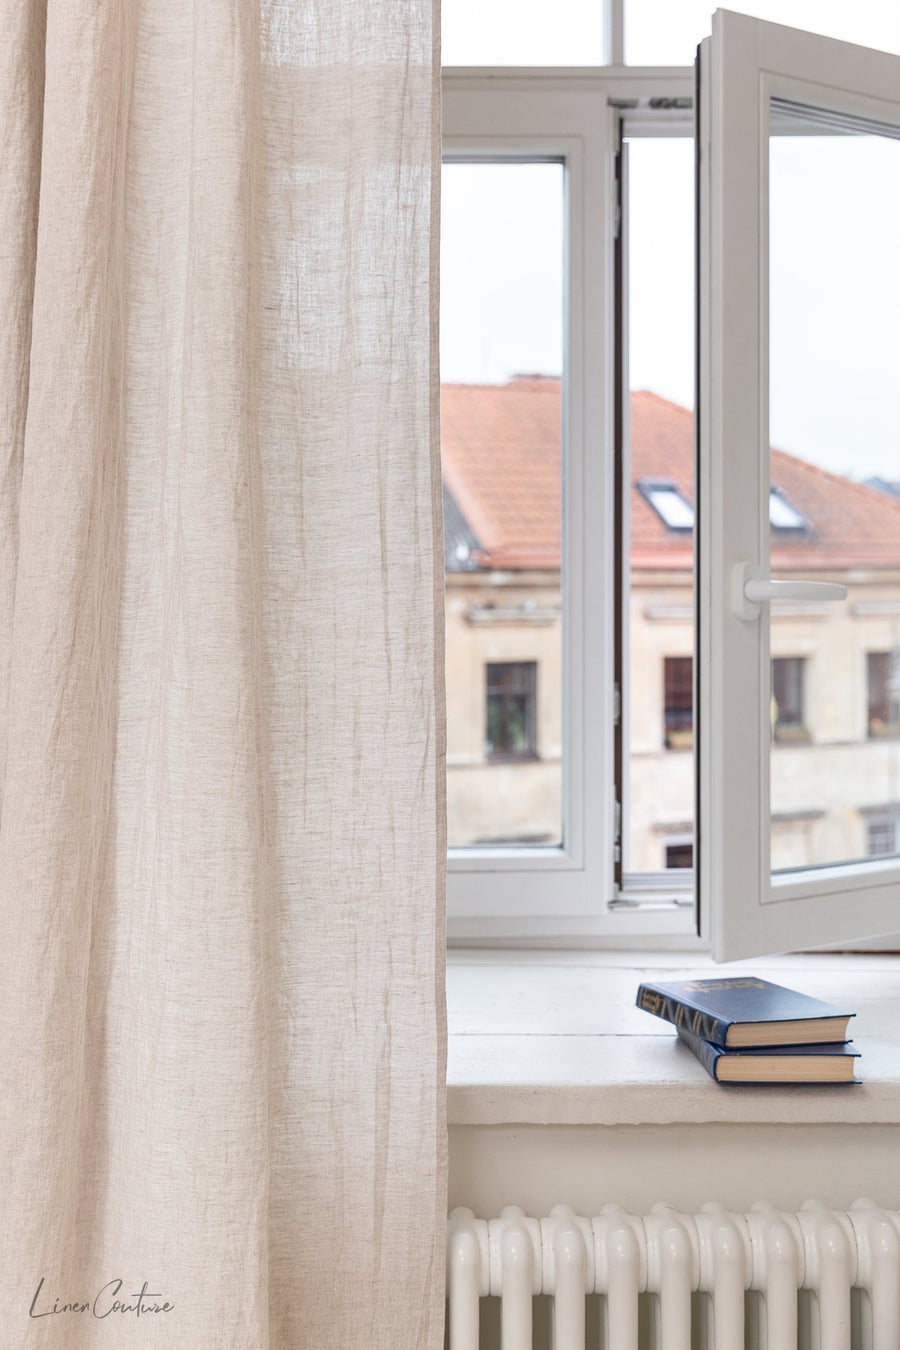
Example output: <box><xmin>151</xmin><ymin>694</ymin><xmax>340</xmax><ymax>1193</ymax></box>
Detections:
<box><xmin>0</xmin><ymin>1</ymin><xmax>446</xmax><ymax>1345</ymax></box>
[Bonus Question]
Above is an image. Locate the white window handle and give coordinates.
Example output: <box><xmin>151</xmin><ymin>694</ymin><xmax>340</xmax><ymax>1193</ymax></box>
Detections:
<box><xmin>733</xmin><ymin>563</ymin><xmax>847</xmax><ymax>620</ymax></box>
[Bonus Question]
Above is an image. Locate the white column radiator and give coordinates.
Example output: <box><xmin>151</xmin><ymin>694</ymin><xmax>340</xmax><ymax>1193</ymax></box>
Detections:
<box><xmin>447</xmin><ymin>1202</ymin><xmax>900</xmax><ymax>1350</ymax></box>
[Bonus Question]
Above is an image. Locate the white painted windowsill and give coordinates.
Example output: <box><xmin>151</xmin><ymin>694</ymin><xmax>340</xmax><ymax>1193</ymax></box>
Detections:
<box><xmin>447</xmin><ymin>949</ymin><xmax>900</xmax><ymax>1127</ymax></box>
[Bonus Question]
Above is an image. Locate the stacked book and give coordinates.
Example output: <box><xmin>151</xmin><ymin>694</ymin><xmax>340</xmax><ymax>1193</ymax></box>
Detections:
<box><xmin>635</xmin><ymin>976</ymin><xmax>860</xmax><ymax>1084</ymax></box>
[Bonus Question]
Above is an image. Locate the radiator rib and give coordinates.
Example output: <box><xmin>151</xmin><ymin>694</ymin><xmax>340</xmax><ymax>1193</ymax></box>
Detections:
<box><xmin>446</xmin><ymin>1201</ymin><xmax>900</xmax><ymax>1349</ymax></box>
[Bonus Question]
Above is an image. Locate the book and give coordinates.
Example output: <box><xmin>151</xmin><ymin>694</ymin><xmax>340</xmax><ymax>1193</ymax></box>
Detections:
<box><xmin>635</xmin><ymin>976</ymin><xmax>854</xmax><ymax>1048</ymax></box>
<box><xmin>676</xmin><ymin>1026</ymin><xmax>860</xmax><ymax>1084</ymax></box>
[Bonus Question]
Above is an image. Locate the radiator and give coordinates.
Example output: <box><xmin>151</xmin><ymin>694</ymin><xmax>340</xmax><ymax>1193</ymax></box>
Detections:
<box><xmin>447</xmin><ymin>1202</ymin><xmax>900</xmax><ymax>1350</ymax></box>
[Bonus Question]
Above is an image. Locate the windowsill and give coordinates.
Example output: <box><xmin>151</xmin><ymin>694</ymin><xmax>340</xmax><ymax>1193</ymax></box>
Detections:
<box><xmin>484</xmin><ymin>751</ymin><xmax>541</xmax><ymax>764</ymax></box>
<box><xmin>772</xmin><ymin>727</ymin><xmax>811</xmax><ymax>745</ymax></box>
<box><xmin>663</xmin><ymin>733</ymin><xmax>693</xmax><ymax>751</ymax></box>
<box><xmin>447</xmin><ymin>948</ymin><xmax>900</xmax><ymax>1127</ymax></box>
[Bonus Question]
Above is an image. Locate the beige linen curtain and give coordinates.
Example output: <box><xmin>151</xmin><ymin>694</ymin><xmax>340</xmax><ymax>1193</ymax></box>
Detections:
<box><xmin>0</xmin><ymin>0</ymin><xmax>446</xmax><ymax>1346</ymax></box>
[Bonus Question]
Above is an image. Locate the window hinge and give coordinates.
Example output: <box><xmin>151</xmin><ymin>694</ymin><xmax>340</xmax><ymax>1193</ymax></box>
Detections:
<box><xmin>614</xmin><ymin>682</ymin><xmax>621</xmax><ymax>725</ymax></box>
<box><xmin>613</xmin><ymin>797</ymin><xmax>622</xmax><ymax>863</ymax></box>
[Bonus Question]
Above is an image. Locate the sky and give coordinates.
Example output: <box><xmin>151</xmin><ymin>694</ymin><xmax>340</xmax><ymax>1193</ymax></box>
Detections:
<box><xmin>440</xmin><ymin>3</ymin><xmax>900</xmax><ymax>481</ymax></box>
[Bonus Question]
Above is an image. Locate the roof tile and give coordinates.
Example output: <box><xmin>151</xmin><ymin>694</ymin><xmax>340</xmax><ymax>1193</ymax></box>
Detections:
<box><xmin>441</xmin><ymin>381</ymin><xmax>900</xmax><ymax>571</ymax></box>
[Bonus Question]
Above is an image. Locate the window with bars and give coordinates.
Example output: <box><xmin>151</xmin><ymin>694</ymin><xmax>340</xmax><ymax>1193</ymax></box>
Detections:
<box><xmin>867</xmin><ymin>811</ymin><xmax>900</xmax><ymax>858</ymax></box>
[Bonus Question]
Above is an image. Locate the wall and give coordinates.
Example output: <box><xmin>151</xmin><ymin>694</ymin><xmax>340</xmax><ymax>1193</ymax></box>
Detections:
<box><xmin>449</xmin><ymin>1123</ymin><xmax>900</xmax><ymax>1217</ymax></box>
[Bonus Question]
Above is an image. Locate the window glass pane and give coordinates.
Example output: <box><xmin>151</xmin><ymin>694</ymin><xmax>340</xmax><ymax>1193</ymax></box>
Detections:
<box><xmin>486</xmin><ymin>662</ymin><xmax>538</xmax><ymax>759</ymax></box>
<box><xmin>638</xmin><ymin>481</ymin><xmax>694</xmax><ymax>531</ymax></box>
<box><xmin>441</xmin><ymin>162</ymin><xmax>564</xmax><ymax>847</ymax></box>
<box><xmin>768</xmin><ymin>103</ymin><xmax>900</xmax><ymax>872</ymax></box>
<box><xmin>867</xmin><ymin>813</ymin><xmax>900</xmax><ymax>857</ymax></box>
<box><xmin>867</xmin><ymin>652</ymin><xmax>900</xmax><ymax>738</ymax></box>
<box><xmin>665</xmin><ymin>840</ymin><xmax>693</xmax><ymax>870</ymax></box>
<box><xmin>769</xmin><ymin>488</ymin><xmax>807</xmax><ymax>532</ymax></box>
<box><xmin>626</xmin><ymin>1</ymin><xmax>900</xmax><ymax>68</ymax></box>
<box><xmin>771</xmin><ymin>657</ymin><xmax>806</xmax><ymax>741</ymax></box>
<box><xmin>625</xmin><ymin>137</ymin><xmax>695</xmax><ymax>873</ymax></box>
<box><xmin>663</xmin><ymin>656</ymin><xmax>693</xmax><ymax>748</ymax></box>
<box><xmin>442</xmin><ymin>0</ymin><xmax>606</xmax><ymax>66</ymax></box>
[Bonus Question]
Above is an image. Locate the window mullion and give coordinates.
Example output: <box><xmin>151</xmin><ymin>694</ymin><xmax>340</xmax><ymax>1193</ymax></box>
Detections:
<box><xmin>605</xmin><ymin>0</ymin><xmax>625</xmax><ymax>66</ymax></box>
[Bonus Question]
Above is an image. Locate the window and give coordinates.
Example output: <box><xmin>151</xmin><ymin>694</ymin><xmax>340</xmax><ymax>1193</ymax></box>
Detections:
<box><xmin>867</xmin><ymin>810</ymin><xmax>900</xmax><ymax>859</ymax></box>
<box><xmin>699</xmin><ymin>10</ymin><xmax>900</xmax><ymax>957</ymax></box>
<box><xmin>868</xmin><ymin>652</ymin><xmax>900</xmax><ymax>738</ymax></box>
<box><xmin>485</xmin><ymin>662</ymin><xmax>537</xmax><ymax>761</ymax></box>
<box><xmin>634</xmin><ymin>482</ymin><xmax>811</xmax><ymax>534</ymax></box>
<box><xmin>443</xmin><ymin>4</ymin><xmax>900</xmax><ymax>956</ymax></box>
<box><xmin>625</xmin><ymin>0</ymin><xmax>900</xmax><ymax>66</ymax></box>
<box><xmin>441</xmin><ymin>159</ymin><xmax>564</xmax><ymax>855</ymax></box>
<box><xmin>664</xmin><ymin>839</ymin><xmax>694</xmax><ymax>870</ymax></box>
<box><xmin>638</xmin><ymin>480</ymin><xmax>694</xmax><ymax>533</ymax></box>
<box><xmin>771</xmin><ymin>657</ymin><xmax>806</xmax><ymax>743</ymax></box>
<box><xmin>768</xmin><ymin>488</ymin><xmax>808</xmax><ymax>534</ymax></box>
<box><xmin>663</xmin><ymin>657</ymin><xmax>693</xmax><ymax>749</ymax></box>
<box><xmin>625</xmin><ymin>132</ymin><xmax>695</xmax><ymax>887</ymax></box>
<box><xmin>442</xmin><ymin>0</ymin><xmax>608</xmax><ymax>66</ymax></box>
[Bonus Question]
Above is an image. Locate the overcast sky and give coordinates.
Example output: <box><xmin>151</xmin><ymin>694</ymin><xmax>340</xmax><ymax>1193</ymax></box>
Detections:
<box><xmin>440</xmin><ymin>4</ymin><xmax>900</xmax><ymax>480</ymax></box>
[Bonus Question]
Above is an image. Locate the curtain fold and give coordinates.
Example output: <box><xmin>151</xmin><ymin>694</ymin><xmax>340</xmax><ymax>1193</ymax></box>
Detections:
<box><xmin>0</xmin><ymin>0</ymin><xmax>446</xmax><ymax>1345</ymax></box>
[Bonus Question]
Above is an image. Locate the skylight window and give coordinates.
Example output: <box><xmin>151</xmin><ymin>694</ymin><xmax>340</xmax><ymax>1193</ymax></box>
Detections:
<box><xmin>638</xmin><ymin>478</ymin><xmax>694</xmax><ymax>531</ymax></box>
<box><xmin>769</xmin><ymin>486</ymin><xmax>808</xmax><ymax>531</ymax></box>
<box><xmin>638</xmin><ymin>479</ymin><xmax>809</xmax><ymax>535</ymax></box>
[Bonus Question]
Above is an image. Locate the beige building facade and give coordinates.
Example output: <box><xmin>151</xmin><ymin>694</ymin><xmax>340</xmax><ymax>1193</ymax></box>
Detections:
<box><xmin>627</xmin><ymin>567</ymin><xmax>900</xmax><ymax>873</ymax></box>
<box><xmin>445</xmin><ymin>568</ymin><xmax>562</xmax><ymax>846</ymax></box>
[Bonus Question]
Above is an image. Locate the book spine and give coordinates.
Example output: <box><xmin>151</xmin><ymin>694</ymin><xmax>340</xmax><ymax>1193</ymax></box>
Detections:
<box><xmin>676</xmin><ymin>1028</ymin><xmax>722</xmax><ymax>1080</ymax></box>
<box><xmin>637</xmin><ymin>985</ymin><xmax>728</xmax><ymax>1046</ymax></box>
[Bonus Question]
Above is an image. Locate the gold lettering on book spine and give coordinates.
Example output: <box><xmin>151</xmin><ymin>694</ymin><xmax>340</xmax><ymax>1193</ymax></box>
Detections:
<box><xmin>639</xmin><ymin>990</ymin><xmax>723</xmax><ymax>1043</ymax></box>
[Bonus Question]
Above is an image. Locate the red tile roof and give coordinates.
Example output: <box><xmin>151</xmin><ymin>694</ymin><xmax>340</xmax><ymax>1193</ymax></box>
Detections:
<box><xmin>441</xmin><ymin>377</ymin><xmax>562</xmax><ymax>570</ymax></box>
<box><xmin>441</xmin><ymin>380</ymin><xmax>900</xmax><ymax>571</ymax></box>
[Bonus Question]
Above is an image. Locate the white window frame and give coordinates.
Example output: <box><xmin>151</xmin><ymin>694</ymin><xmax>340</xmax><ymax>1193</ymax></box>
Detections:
<box><xmin>698</xmin><ymin>10</ymin><xmax>900</xmax><ymax>960</ymax></box>
<box><xmin>444</xmin><ymin>11</ymin><xmax>900</xmax><ymax>956</ymax></box>
<box><xmin>443</xmin><ymin>69</ymin><xmax>700</xmax><ymax>946</ymax></box>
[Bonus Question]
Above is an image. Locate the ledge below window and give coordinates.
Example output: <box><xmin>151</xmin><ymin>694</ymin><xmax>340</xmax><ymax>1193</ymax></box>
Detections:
<box><xmin>447</xmin><ymin>949</ymin><xmax>900</xmax><ymax>1127</ymax></box>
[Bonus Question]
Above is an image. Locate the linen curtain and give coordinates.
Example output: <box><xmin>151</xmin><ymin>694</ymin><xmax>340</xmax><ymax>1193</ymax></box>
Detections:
<box><xmin>0</xmin><ymin>0</ymin><xmax>446</xmax><ymax>1346</ymax></box>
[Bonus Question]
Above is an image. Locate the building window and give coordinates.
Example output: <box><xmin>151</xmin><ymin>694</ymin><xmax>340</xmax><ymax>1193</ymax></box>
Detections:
<box><xmin>867</xmin><ymin>812</ymin><xmax>900</xmax><ymax>858</ymax></box>
<box><xmin>485</xmin><ymin>662</ymin><xmax>538</xmax><ymax>760</ymax></box>
<box><xmin>664</xmin><ymin>839</ymin><xmax>694</xmax><ymax>870</ymax></box>
<box><xmin>771</xmin><ymin>657</ymin><xmax>807</xmax><ymax>743</ymax></box>
<box><xmin>637</xmin><ymin>478</ymin><xmax>694</xmax><ymax>532</ymax></box>
<box><xmin>635</xmin><ymin>481</ymin><xmax>811</xmax><ymax>535</ymax></box>
<box><xmin>663</xmin><ymin>656</ymin><xmax>693</xmax><ymax>749</ymax></box>
<box><xmin>867</xmin><ymin>652</ymin><xmax>900</xmax><ymax>738</ymax></box>
<box><xmin>768</xmin><ymin>486</ymin><xmax>809</xmax><ymax>533</ymax></box>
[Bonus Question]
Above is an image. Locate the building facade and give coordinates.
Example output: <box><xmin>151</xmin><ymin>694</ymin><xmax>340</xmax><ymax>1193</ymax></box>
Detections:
<box><xmin>442</xmin><ymin>379</ymin><xmax>900</xmax><ymax>872</ymax></box>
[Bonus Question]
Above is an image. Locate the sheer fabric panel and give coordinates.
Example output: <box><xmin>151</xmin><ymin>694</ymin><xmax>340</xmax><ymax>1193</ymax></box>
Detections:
<box><xmin>0</xmin><ymin>1</ymin><xmax>445</xmax><ymax>1346</ymax></box>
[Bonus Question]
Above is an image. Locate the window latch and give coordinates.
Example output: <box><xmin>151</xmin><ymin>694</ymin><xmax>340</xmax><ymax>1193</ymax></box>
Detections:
<box><xmin>732</xmin><ymin>562</ymin><xmax>847</xmax><ymax>621</ymax></box>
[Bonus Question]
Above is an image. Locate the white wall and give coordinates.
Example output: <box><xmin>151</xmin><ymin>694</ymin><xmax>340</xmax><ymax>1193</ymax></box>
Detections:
<box><xmin>450</xmin><ymin>1122</ymin><xmax>900</xmax><ymax>1217</ymax></box>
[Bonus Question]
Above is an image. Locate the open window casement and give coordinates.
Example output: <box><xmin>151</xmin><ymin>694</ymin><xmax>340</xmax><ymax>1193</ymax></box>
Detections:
<box><xmin>698</xmin><ymin>10</ymin><xmax>900</xmax><ymax>959</ymax></box>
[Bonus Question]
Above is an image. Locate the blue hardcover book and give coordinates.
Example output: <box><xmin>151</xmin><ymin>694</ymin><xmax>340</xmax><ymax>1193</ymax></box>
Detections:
<box><xmin>636</xmin><ymin>976</ymin><xmax>853</xmax><ymax>1048</ymax></box>
<box><xmin>676</xmin><ymin>1027</ymin><xmax>860</xmax><ymax>1084</ymax></box>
